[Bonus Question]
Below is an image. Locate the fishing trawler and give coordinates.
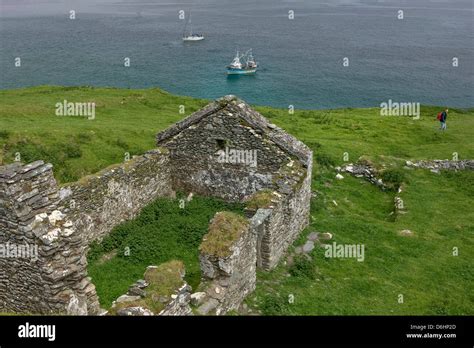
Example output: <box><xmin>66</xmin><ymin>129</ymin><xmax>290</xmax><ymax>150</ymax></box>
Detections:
<box><xmin>227</xmin><ymin>49</ymin><xmax>258</xmax><ymax>75</ymax></box>
<box><xmin>182</xmin><ymin>12</ymin><xmax>204</xmax><ymax>41</ymax></box>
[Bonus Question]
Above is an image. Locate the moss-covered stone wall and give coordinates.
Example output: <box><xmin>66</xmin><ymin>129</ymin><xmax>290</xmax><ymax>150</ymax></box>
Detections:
<box><xmin>0</xmin><ymin>149</ymin><xmax>174</xmax><ymax>315</ymax></box>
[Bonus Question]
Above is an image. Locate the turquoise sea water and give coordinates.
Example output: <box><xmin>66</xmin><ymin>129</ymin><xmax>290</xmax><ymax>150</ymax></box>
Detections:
<box><xmin>0</xmin><ymin>0</ymin><xmax>473</xmax><ymax>109</ymax></box>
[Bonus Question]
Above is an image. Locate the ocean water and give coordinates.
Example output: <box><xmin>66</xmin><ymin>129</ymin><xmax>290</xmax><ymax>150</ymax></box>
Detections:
<box><xmin>0</xmin><ymin>0</ymin><xmax>473</xmax><ymax>109</ymax></box>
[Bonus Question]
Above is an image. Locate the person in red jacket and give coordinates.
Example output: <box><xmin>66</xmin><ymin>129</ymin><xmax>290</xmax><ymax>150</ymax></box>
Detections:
<box><xmin>439</xmin><ymin>108</ymin><xmax>448</xmax><ymax>131</ymax></box>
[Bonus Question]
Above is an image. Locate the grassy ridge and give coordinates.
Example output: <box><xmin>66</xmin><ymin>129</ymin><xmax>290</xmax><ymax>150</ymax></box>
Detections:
<box><xmin>0</xmin><ymin>86</ymin><xmax>207</xmax><ymax>182</ymax></box>
<box><xmin>2</xmin><ymin>86</ymin><xmax>473</xmax><ymax>183</ymax></box>
<box><xmin>1</xmin><ymin>86</ymin><xmax>473</xmax><ymax>314</ymax></box>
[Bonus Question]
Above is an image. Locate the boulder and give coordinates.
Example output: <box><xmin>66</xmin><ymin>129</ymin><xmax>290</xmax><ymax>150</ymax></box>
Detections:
<box><xmin>319</xmin><ymin>232</ymin><xmax>333</xmax><ymax>240</ymax></box>
<box><xmin>307</xmin><ymin>232</ymin><xmax>319</xmax><ymax>241</ymax></box>
<box><xmin>116</xmin><ymin>306</ymin><xmax>154</xmax><ymax>316</ymax></box>
<box><xmin>128</xmin><ymin>286</ymin><xmax>146</xmax><ymax>297</ymax></box>
<box><xmin>190</xmin><ymin>292</ymin><xmax>207</xmax><ymax>306</ymax></box>
<box><xmin>302</xmin><ymin>241</ymin><xmax>315</xmax><ymax>253</ymax></box>
<box><xmin>196</xmin><ymin>298</ymin><xmax>219</xmax><ymax>315</ymax></box>
<box><xmin>116</xmin><ymin>295</ymin><xmax>141</xmax><ymax>303</ymax></box>
<box><xmin>135</xmin><ymin>279</ymin><xmax>148</xmax><ymax>288</ymax></box>
<box><xmin>398</xmin><ymin>229</ymin><xmax>414</xmax><ymax>237</ymax></box>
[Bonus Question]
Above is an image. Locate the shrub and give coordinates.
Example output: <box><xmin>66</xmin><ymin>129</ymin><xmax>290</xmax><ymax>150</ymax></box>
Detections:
<box><xmin>115</xmin><ymin>138</ymin><xmax>128</xmax><ymax>150</ymax></box>
<box><xmin>260</xmin><ymin>294</ymin><xmax>288</xmax><ymax>315</ymax></box>
<box><xmin>316</xmin><ymin>153</ymin><xmax>335</xmax><ymax>167</ymax></box>
<box><xmin>76</xmin><ymin>132</ymin><xmax>93</xmax><ymax>143</ymax></box>
<box><xmin>288</xmin><ymin>255</ymin><xmax>317</xmax><ymax>279</ymax></box>
<box><xmin>380</xmin><ymin>168</ymin><xmax>406</xmax><ymax>191</ymax></box>
<box><xmin>0</xmin><ymin>130</ymin><xmax>10</xmax><ymax>140</ymax></box>
<box><xmin>357</xmin><ymin>155</ymin><xmax>374</xmax><ymax>167</ymax></box>
<box><xmin>63</xmin><ymin>143</ymin><xmax>82</xmax><ymax>159</ymax></box>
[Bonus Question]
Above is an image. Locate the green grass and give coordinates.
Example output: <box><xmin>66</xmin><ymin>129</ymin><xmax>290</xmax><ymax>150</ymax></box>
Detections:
<box><xmin>0</xmin><ymin>86</ymin><xmax>207</xmax><ymax>182</ymax></box>
<box><xmin>87</xmin><ymin>195</ymin><xmax>244</xmax><ymax>308</ymax></box>
<box><xmin>246</xmin><ymin>103</ymin><xmax>474</xmax><ymax>316</ymax></box>
<box><xmin>249</xmin><ymin>167</ymin><xmax>474</xmax><ymax>315</ymax></box>
<box><xmin>1</xmin><ymin>85</ymin><xmax>473</xmax><ymax>315</ymax></box>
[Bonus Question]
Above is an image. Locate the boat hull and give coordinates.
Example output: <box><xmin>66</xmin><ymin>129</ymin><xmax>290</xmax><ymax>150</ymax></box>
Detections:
<box><xmin>183</xmin><ymin>36</ymin><xmax>204</xmax><ymax>41</ymax></box>
<box><xmin>227</xmin><ymin>68</ymin><xmax>257</xmax><ymax>75</ymax></box>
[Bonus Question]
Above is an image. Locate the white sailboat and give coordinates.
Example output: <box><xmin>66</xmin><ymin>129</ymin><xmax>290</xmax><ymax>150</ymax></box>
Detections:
<box><xmin>182</xmin><ymin>12</ymin><xmax>204</xmax><ymax>41</ymax></box>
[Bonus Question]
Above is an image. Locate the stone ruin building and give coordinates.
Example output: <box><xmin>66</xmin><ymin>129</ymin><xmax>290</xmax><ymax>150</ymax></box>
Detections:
<box><xmin>0</xmin><ymin>95</ymin><xmax>312</xmax><ymax>315</ymax></box>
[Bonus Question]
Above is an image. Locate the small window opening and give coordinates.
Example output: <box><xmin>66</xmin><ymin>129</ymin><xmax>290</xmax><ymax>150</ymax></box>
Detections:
<box><xmin>216</xmin><ymin>139</ymin><xmax>226</xmax><ymax>150</ymax></box>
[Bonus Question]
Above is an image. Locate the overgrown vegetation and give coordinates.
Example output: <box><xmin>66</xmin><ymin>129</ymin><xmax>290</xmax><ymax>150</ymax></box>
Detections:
<box><xmin>87</xmin><ymin>195</ymin><xmax>244</xmax><ymax>308</ymax></box>
<box><xmin>315</xmin><ymin>153</ymin><xmax>336</xmax><ymax>168</ymax></box>
<box><xmin>199</xmin><ymin>211</ymin><xmax>249</xmax><ymax>257</ymax></box>
<box><xmin>1</xmin><ymin>86</ymin><xmax>473</xmax><ymax>315</ymax></box>
<box><xmin>288</xmin><ymin>255</ymin><xmax>317</xmax><ymax>280</ymax></box>
<box><xmin>245</xmin><ymin>189</ymin><xmax>276</xmax><ymax>210</ymax></box>
<box><xmin>108</xmin><ymin>260</ymin><xmax>185</xmax><ymax>315</ymax></box>
<box><xmin>380</xmin><ymin>167</ymin><xmax>407</xmax><ymax>191</ymax></box>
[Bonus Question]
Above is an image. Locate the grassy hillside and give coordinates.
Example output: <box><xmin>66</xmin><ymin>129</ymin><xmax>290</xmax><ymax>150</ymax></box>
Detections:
<box><xmin>0</xmin><ymin>86</ymin><xmax>208</xmax><ymax>182</ymax></box>
<box><xmin>1</xmin><ymin>86</ymin><xmax>473</xmax><ymax>182</ymax></box>
<box><xmin>1</xmin><ymin>86</ymin><xmax>473</xmax><ymax>315</ymax></box>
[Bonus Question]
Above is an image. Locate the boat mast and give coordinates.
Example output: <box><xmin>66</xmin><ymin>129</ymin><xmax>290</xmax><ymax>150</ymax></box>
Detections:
<box><xmin>234</xmin><ymin>50</ymin><xmax>241</xmax><ymax>64</ymax></box>
<box><xmin>183</xmin><ymin>13</ymin><xmax>188</xmax><ymax>37</ymax></box>
<box><xmin>183</xmin><ymin>11</ymin><xmax>193</xmax><ymax>37</ymax></box>
<box><xmin>188</xmin><ymin>12</ymin><xmax>193</xmax><ymax>36</ymax></box>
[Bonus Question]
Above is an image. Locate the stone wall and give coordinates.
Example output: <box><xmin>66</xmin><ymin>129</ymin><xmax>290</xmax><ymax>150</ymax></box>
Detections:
<box><xmin>158</xmin><ymin>282</ymin><xmax>193</xmax><ymax>316</ymax></box>
<box><xmin>407</xmin><ymin>159</ymin><xmax>474</xmax><ymax>172</ymax></box>
<box><xmin>339</xmin><ymin>163</ymin><xmax>385</xmax><ymax>189</ymax></box>
<box><xmin>0</xmin><ymin>149</ymin><xmax>174</xmax><ymax>314</ymax></box>
<box><xmin>249</xmin><ymin>182</ymin><xmax>312</xmax><ymax>270</ymax></box>
<box><xmin>157</xmin><ymin>96</ymin><xmax>311</xmax><ymax>203</ymax></box>
<box><xmin>259</xmin><ymin>198</ymin><xmax>307</xmax><ymax>271</ymax></box>
<box><xmin>109</xmin><ymin>262</ymin><xmax>193</xmax><ymax>316</ymax></box>
<box><xmin>197</xmin><ymin>211</ymin><xmax>258</xmax><ymax>315</ymax></box>
<box><xmin>157</xmin><ymin>106</ymin><xmax>282</xmax><ymax>201</ymax></box>
<box><xmin>194</xmin><ymin>176</ymin><xmax>314</xmax><ymax>314</ymax></box>
<box><xmin>58</xmin><ymin>149</ymin><xmax>174</xmax><ymax>243</ymax></box>
<box><xmin>0</xmin><ymin>160</ymin><xmax>99</xmax><ymax>314</ymax></box>
<box><xmin>246</xmin><ymin>157</ymin><xmax>312</xmax><ymax>271</ymax></box>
